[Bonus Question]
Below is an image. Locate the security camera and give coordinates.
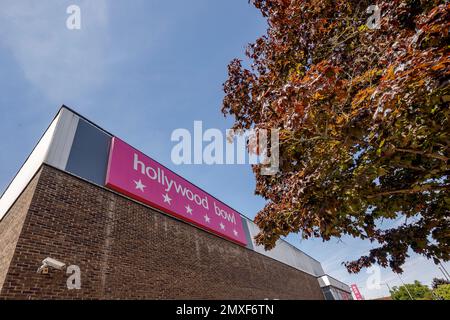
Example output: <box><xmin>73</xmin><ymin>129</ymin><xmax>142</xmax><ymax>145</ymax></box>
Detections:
<box><xmin>37</xmin><ymin>257</ymin><xmax>66</xmax><ymax>274</ymax></box>
<box><xmin>43</xmin><ymin>257</ymin><xmax>66</xmax><ymax>270</ymax></box>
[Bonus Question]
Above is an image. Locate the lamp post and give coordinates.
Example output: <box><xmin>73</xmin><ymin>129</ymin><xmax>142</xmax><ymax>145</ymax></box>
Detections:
<box><xmin>396</xmin><ymin>274</ymin><xmax>414</xmax><ymax>300</ymax></box>
<box><xmin>438</xmin><ymin>267</ymin><xmax>449</xmax><ymax>281</ymax></box>
<box><xmin>438</xmin><ymin>261</ymin><xmax>450</xmax><ymax>280</ymax></box>
<box><xmin>382</xmin><ymin>282</ymin><xmax>392</xmax><ymax>299</ymax></box>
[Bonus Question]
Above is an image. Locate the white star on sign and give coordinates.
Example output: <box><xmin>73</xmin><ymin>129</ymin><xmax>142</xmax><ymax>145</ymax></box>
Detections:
<box><xmin>233</xmin><ymin>229</ymin><xmax>238</xmax><ymax>237</ymax></box>
<box><xmin>185</xmin><ymin>205</ymin><xmax>193</xmax><ymax>215</ymax></box>
<box><xmin>220</xmin><ymin>222</ymin><xmax>225</xmax><ymax>230</ymax></box>
<box><xmin>204</xmin><ymin>214</ymin><xmax>210</xmax><ymax>223</ymax></box>
<box><xmin>134</xmin><ymin>179</ymin><xmax>146</xmax><ymax>192</ymax></box>
<box><xmin>162</xmin><ymin>193</ymin><xmax>172</xmax><ymax>205</ymax></box>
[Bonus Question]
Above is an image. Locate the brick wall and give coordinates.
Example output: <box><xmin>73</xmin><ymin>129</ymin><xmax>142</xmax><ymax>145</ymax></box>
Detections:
<box><xmin>0</xmin><ymin>170</ymin><xmax>41</xmax><ymax>291</ymax></box>
<box><xmin>0</xmin><ymin>165</ymin><xmax>324</xmax><ymax>300</ymax></box>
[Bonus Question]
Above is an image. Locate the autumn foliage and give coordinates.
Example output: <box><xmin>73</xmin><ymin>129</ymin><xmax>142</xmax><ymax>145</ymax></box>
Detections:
<box><xmin>222</xmin><ymin>0</ymin><xmax>449</xmax><ymax>273</ymax></box>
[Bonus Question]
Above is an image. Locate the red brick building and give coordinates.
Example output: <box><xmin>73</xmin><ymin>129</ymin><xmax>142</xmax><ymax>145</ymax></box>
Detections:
<box><xmin>0</xmin><ymin>106</ymin><xmax>351</xmax><ymax>300</ymax></box>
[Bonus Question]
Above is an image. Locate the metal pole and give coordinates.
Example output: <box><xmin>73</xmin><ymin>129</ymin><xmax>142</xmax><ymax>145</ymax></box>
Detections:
<box><xmin>397</xmin><ymin>274</ymin><xmax>414</xmax><ymax>300</ymax></box>
<box><xmin>438</xmin><ymin>267</ymin><xmax>449</xmax><ymax>281</ymax></box>
<box><xmin>382</xmin><ymin>283</ymin><xmax>392</xmax><ymax>298</ymax></box>
<box><xmin>439</xmin><ymin>261</ymin><xmax>450</xmax><ymax>280</ymax></box>
<box><xmin>384</xmin><ymin>283</ymin><xmax>392</xmax><ymax>292</ymax></box>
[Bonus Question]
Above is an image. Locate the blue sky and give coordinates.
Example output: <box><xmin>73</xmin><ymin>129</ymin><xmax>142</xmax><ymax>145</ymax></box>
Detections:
<box><xmin>0</xmin><ymin>0</ymin><xmax>448</xmax><ymax>299</ymax></box>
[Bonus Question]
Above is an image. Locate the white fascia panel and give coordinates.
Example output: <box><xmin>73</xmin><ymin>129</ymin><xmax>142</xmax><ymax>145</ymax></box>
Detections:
<box><xmin>318</xmin><ymin>275</ymin><xmax>331</xmax><ymax>287</ymax></box>
<box><xmin>0</xmin><ymin>107</ymin><xmax>79</xmax><ymax>221</ymax></box>
<box><xmin>45</xmin><ymin>108</ymin><xmax>79</xmax><ymax>170</ymax></box>
<box><xmin>0</xmin><ymin>112</ymin><xmax>59</xmax><ymax>220</ymax></box>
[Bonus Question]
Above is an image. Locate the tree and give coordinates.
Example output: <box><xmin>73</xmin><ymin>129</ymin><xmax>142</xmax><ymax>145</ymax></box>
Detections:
<box><xmin>431</xmin><ymin>277</ymin><xmax>450</xmax><ymax>289</ymax></box>
<box><xmin>390</xmin><ymin>281</ymin><xmax>433</xmax><ymax>300</ymax></box>
<box><xmin>222</xmin><ymin>0</ymin><xmax>449</xmax><ymax>273</ymax></box>
<box><xmin>433</xmin><ymin>284</ymin><xmax>450</xmax><ymax>300</ymax></box>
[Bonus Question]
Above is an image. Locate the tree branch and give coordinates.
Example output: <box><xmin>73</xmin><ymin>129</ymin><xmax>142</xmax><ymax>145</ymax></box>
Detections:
<box><xmin>395</xmin><ymin>148</ymin><xmax>449</xmax><ymax>162</ymax></box>
<box><xmin>367</xmin><ymin>185</ymin><xmax>450</xmax><ymax>199</ymax></box>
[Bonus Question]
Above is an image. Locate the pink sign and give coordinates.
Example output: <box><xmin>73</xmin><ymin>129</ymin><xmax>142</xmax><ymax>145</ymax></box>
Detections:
<box><xmin>350</xmin><ymin>284</ymin><xmax>364</xmax><ymax>300</ymax></box>
<box><xmin>105</xmin><ymin>137</ymin><xmax>247</xmax><ymax>246</ymax></box>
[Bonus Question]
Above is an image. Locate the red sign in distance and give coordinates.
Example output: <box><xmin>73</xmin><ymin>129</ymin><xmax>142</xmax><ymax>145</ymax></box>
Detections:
<box><xmin>351</xmin><ymin>284</ymin><xmax>364</xmax><ymax>300</ymax></box>
<box><xmin>105</xmin><ymin>137</ymin><xmax>247</xmax><ymax>246</ymax></box>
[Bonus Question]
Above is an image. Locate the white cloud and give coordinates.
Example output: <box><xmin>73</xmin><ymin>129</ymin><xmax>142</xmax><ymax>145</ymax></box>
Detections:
<box><xmin>0</xmin><ymin>0</ymin><xmax>109</xmax><ymax>103</ymax></box>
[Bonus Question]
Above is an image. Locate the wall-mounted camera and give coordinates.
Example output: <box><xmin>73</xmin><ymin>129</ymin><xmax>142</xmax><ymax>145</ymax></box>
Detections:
<box><xmin>36</xmin><ymin>257</ymin><xmax>66</xmax><ymax>274</ymax></box>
